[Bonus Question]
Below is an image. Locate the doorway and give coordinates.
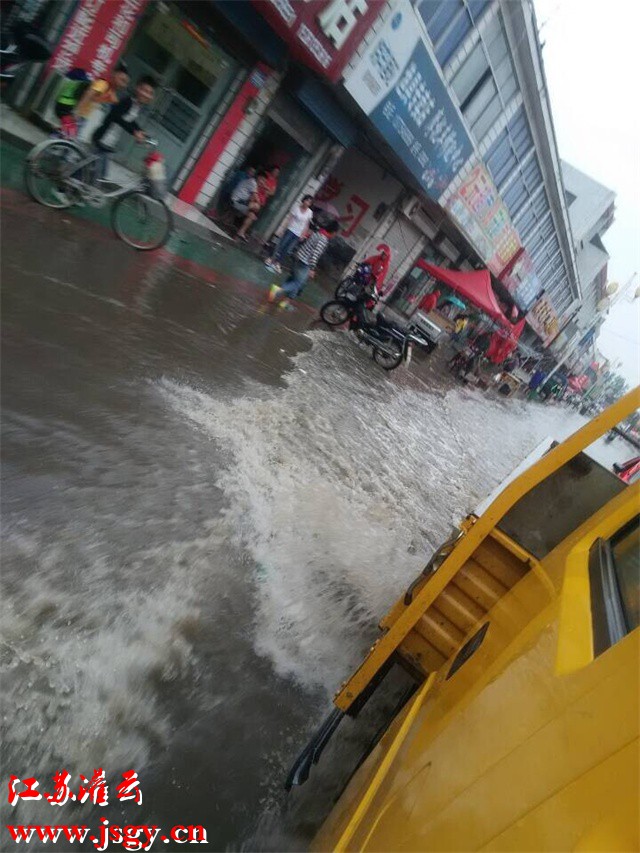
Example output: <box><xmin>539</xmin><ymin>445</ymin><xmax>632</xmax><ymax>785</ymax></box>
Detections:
<box><xmin>115</xmin><ymin>5</ymin><xmax>239</xmax><ymax>181</ymax></box>
<box><xmin>237</xmin><ymin>118</ymin><xmax>311</xmax><ymax>237</ymax></box>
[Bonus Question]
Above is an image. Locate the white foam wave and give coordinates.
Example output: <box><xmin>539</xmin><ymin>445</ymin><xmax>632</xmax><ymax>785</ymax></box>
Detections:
<box><xmin>158</xmin><ymin>333</ymin><xmax>581</xmax><ymax>694</ymax></box>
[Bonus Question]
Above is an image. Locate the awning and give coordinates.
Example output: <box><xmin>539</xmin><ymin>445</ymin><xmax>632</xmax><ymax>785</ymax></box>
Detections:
<box><xmin>417</xmin><ymin>261</ymin><xmax>511</xmax><ymax>327</ymax></box>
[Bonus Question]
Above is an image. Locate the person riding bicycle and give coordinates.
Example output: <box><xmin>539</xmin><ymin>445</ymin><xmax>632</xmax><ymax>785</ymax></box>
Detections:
<box><xmin>91</xmin><ymin>74</ymin><xmax>156</xmax><ymax>179</ymax></box>
<box><xmin>55</xmin><ymin>62</ymin><xmax>129</xmax><ymax>139</ymax></box>
<box><xmin>75</xmin><ymin>62</ymin><xmax>130</xmax><ymax>134</ymax></box>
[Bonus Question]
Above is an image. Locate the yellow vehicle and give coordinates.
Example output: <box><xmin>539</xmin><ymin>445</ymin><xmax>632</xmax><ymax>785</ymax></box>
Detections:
<box><xmin>287</xmin><ymin>388</ymin><xmax>640</xmax><ymax>852</ymax></box>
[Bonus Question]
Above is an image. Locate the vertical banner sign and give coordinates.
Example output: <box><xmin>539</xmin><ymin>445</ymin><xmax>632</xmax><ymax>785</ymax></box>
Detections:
<box><xmin>525</xmin><ymin>293</ymin><xmax>560</xmax><ymax>347</ymax></box>
<box><xmin>255</xmin><ymin>0</ymin><xmax>383</xmax><ymax>82</ymax></box>
<box><xmin>444</xmin><ymin>163</ymin><xmax>520</xmax><ymax>276</ymax></box>
<box><xmin>49</xmin><ymin>0</ymin><xmax>148</xmax><ymax>78</ymax></box>
<box><xmin>344</xmin><ymin>0</ymin><xmax>473</xmax><ymax>200</ymax></box>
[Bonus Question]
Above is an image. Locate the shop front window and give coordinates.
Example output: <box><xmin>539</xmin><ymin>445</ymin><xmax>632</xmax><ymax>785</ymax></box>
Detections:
<box><xmin>117</xmin><ymin>5</ymin><xmax>239</xmax><ymax>180</ymax></box>
<box><xmin>134</xmin><ymin>32</ymin><xmax>172</xmax><ymax>74</ymax></box>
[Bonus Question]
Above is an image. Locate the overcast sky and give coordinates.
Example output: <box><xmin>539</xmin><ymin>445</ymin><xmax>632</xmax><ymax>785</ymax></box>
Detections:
<box><xmin>534</xmin><ymin>0</ymin><xmax>640</xmax><ymax>386</ymax></box>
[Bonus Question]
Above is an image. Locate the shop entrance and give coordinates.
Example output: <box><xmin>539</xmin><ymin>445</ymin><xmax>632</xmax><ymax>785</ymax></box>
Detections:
<box><xmin>238</xmin><ymin>118</ymin><xmax>311</xmax><ymax>237</ymax></box>
<box><xmin>388</xmin><ymin>244</ymin><xmax>446</xmax><ymax>315</ymax></box>
<box><xmin>213</xmin><ymin>90</ymin><xmax>325</xmax><ymax>238</ymax></box>
<box><xmin>116</xmin><ymin>4</ymin><xmax>239</xmax><ymax>181</ymax></box>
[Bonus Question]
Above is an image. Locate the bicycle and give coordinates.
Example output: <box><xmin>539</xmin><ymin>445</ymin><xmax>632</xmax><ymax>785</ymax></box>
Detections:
<box><xmin>24</xmin><ymin>136</ymin><xmax>173</xmax><ymax>251</ymax></box>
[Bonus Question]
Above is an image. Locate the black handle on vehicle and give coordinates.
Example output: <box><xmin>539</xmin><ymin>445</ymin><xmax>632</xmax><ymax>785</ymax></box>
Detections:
<box><xmin>404</xmin><ymin>529</ymin><xmax>464</xmax><ymax>605</ymax></box>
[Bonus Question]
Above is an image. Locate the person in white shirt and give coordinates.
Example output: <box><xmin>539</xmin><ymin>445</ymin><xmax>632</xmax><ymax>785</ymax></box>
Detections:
<box><xmin>265</xmin><ymin>195</ymin><xmax>314</xmax><ymax>273</ymax></box>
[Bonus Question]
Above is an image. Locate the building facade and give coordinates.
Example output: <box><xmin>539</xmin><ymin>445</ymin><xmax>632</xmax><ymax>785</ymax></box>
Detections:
<box><xmin>562</xmin><ymin>160</ymin><xmax>615</xmax><ymax>333</ymax></box>
<box><xmin>10</xmin><ymin>0</ymin><xmax>611</xmax><ymax>355</ymax></box>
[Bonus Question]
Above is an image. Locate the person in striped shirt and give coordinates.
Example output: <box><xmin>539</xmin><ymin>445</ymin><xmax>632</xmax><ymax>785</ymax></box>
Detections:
<box><xmin>269</xmin><ymin>220</ymin><xmax>340</xmax><ymax>309</ymax></box>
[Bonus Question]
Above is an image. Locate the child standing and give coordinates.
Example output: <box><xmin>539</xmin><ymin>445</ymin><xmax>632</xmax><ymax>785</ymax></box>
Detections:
<box><xmin>269</xmin><ymin>220</ymin><xmax>339</xmax><ymax>308</ymax></box>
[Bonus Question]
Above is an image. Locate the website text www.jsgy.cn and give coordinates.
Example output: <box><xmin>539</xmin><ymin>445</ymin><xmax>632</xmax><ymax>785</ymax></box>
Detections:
<box><xmin>5</xmin><ymin>771</ymin><xmax>206</xmax><ymax>850</ymax></box>
<box><xmin>6</xmin><ymin>821</ymin><xmax>207</xmax><ymax>850</ymax></box>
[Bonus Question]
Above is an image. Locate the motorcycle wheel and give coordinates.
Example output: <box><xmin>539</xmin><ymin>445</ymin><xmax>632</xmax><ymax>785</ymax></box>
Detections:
<box><xmin>320</xmin><ymin>300</ymin><xmax>350</xmax><ymax>326</ymax></box>
<box><xmin>373</xmin><ymin>341</ymin><xmax>403</xmax><ymax>370</ymax></box>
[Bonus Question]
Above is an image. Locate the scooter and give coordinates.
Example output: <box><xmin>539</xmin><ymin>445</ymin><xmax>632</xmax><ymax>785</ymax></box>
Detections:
<box><xmin>320</xmin><ymin>291</ymin><xmax>431</xmax><ymax>371</ymax></box>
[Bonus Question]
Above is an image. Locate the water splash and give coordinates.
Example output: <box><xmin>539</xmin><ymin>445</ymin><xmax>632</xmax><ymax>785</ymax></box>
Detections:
<box><xmin>158</xmin><ymin>332</ymin><xmax>581</xmax><ymax>694</ymax></box>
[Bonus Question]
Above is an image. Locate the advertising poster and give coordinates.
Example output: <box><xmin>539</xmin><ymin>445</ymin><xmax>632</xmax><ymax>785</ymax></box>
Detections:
<box><xmin>500</xmin><ymin>249</ymin><xmax>541</xmax><ymax>312</ymax></box>
<box><xmin>445</xmin><ymin>163</ymin><xmax>520</xmax><ymax>277</ymax></box>
<box><xmin>525</xmin><ymin>293</ymin><xmax>561</xmax><ymax>346</ymax></box>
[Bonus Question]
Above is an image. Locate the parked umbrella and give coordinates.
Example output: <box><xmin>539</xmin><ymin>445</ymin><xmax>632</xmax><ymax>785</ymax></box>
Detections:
<box><xmin>444</xmin><ymin>296</ymin><xmax>467</xmax><ymax>310</ymax></box>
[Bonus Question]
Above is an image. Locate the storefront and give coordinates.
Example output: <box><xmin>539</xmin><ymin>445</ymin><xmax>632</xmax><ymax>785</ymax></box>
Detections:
<box><xmin>13</xmin><ymin>0</ymin><xmax>369</xmax><ymax>243</ymax></box>
<box><xmin>19</xmin><ymin>0</ymin><xmax>287</xmax><ymax>193</ymax></box>
<box><xmin>201</xmin><ymin>85</ymin><xmax>331</xmax><ymax>238</ymax></box>
<box><xmin>114</xmin><ymin>4</ymin><xmax>242</xmax><ymax>181</ymax></box>
<box><xmin>313</xmin><ymin>147</ymin><xmax>404</xmax><ymax>271</ymax></box>
<box><xmin>387</xmin><ymin>242</ymin><xmax>448</xmax><ymax>315</ymax></box>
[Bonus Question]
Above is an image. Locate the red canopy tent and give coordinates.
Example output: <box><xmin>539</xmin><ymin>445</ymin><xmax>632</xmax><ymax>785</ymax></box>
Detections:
<box><xmin>417</xmin><ymin>261</ymin><xmax>512</xmax><ymax>327</ymax></box>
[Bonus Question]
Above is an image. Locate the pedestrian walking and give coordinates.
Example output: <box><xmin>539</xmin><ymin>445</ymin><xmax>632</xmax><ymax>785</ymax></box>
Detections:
<box><xmin>268</xmin><ymin>220</ymin><xmax>340</xmax><ymax>309</ymax></box>
<box><xmin>265</xmin><ymin>195</ymin><xmax>314</xmax><ymax>273</ymax></box>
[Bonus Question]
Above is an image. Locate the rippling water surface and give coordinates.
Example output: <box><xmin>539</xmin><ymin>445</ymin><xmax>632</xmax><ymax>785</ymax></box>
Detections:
<box><xmin>1</xmin><ymin>206</ymin><xmax>631</xmax><ymax>849</ymax></box>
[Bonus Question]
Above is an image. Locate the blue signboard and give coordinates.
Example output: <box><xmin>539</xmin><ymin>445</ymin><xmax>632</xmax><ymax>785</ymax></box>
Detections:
<box><xmin>344</xmin><ymin>0</ymin><xmax>473</xmax><ymax>200</ymax></box>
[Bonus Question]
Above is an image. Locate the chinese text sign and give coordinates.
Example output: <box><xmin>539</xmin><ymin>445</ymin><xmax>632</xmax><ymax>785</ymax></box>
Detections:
<box><xmin>344</xmin><ymin>0</ymin><xmax>473</xmax><ymax>200</ymax></box>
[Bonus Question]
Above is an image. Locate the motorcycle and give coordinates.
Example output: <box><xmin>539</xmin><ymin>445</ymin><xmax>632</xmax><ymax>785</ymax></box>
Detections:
<box><xmin>334</xmin><ymin>261</ymin><xmax>374</xmax><ymax>300</ymax></box>
<box><xmin>320</xmin><ymin>290</ymin><xmax>431</xmax><ymax>371</ymax></box>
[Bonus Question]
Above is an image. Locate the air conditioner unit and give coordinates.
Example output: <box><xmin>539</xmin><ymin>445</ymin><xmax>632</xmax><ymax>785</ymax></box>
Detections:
<box><xmin>401</xmin><ymin>195</ymin><xmax>421</xmax><ymax>219</ymax></box>
<box><xmin>412</xmin><ymin>208</ymin><xmax>438</xmax><ymax>239</ymax></box>
<box><xmin>401</xmin><ymin>197</ymin><xmax>439</xmax><ymax>239</ymax></box>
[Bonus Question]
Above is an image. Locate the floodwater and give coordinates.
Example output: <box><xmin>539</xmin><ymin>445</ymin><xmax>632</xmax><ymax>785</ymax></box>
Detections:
<box><xmin>1</xmin><ymin>200</ymin><xmax>633</xmax><ymax>851</ymax></box>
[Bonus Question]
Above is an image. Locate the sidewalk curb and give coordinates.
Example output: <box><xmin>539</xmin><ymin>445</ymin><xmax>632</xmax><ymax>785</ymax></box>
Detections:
<box><xmin>0</xmin><ymin>127</ymin><xmax>250</xmax><ymax>252</ymax></box>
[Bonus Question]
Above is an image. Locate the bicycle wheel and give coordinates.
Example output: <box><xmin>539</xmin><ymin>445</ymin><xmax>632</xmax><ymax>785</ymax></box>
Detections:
<box><xmin>111</xmin><ymin>191</ymin><xmax>173</xmax><ymax>251</ymax></box>
<box><xmin>25</xmin><ymin>139</ymin><xmax>87</xmax><ymax>209</ymax></box>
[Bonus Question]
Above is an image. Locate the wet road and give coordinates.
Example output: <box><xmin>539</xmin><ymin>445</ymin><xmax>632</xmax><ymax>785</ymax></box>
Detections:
<box><xmin>0</xmin><ymin>195</ymin><xmax>626</xmax><ymax>850</ymax></box>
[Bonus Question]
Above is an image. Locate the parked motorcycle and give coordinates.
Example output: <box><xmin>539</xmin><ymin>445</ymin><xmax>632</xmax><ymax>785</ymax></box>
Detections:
<box><xmin>320</xmin><ymin>291</ymin><xmax>432</xmax><ymax>371</ymax></box>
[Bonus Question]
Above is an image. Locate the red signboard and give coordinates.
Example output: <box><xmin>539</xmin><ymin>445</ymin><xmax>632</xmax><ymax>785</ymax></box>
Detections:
<box><xmin>254</xmin><ymin>0</ymin><xmax>382</xmax><ymax>82</ymax></box>
<box><xmin>49</xmin><ymin>0</ymin><xmax>148</xmax><ymax>78</ymax></box>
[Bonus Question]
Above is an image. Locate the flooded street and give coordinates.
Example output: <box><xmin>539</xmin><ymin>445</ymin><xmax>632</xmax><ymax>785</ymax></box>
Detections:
<box><xmin>0</xmin><ymin>201</ymin><xmax>629</xmax><ymax>850</ymax></box>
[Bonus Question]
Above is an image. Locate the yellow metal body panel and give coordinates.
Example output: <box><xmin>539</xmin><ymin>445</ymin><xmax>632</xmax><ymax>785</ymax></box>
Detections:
<box><xmin>334</xmin><ymin>388</ymin><xmax>640</xmax><ymax>712</ymax></box>
<box><xmin>315</xmin><ymin>389</ymin><xmax>640</xmax><ymax>852</ymax></box>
